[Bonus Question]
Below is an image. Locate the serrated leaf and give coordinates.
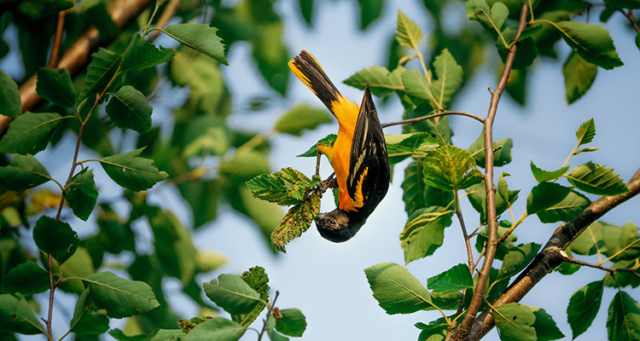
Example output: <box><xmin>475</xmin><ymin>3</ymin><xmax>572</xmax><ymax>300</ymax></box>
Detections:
<box><xmin>0</xmin><ymin>294</ymin><xmax>45</xmax><ymax>334</ymax></box>
<box><xmin>203</xmin><ymin>274</ymin><xmax>263</xmax><ymax>315</ymax></box>
<box><xmin>270</xmin><ymin>191</ymin><xmax>320</xmax><ymax>252</ymax></box>
<box><xmin>427</xmin><ymin>264</ymin><xmax>473</xmax><ymax>292</ymax></box>
<box><xmin>556</xmin><ymin>21</ymin><xmax>623</xmax><ymax>70</ymax></box>
<box><xmin>401</xmin><ymin>69</ymin><xmax>438</xmax><ymax>107</ymax></box>
<box><xmin>607</xmin><ymin>291</ymin><xmax>640</xmax><ymax>341</ymax></box>
<box><xmin>563</xmin><ymin>51</ymin><xmax>597</xmax><ymax>104</ymax></box>
<box><xmin>387</xmin><ymin>132</ymin><xmax>439</xmax><ymax>163</ymax></box>
<box><xmin>233</xmin><ymin>266</ymin><xmax>270</xmax><ymax>327</ymax></box>
<box><xmin>475</xmin><ymin>224</ymin><xmax>517</xmax><ymax>261</ymax></box>
<box><xmin>468</xmin><ymin>132</ymin><xmax>513</xmax><ymax>168</ymax></box>
<box><xmin>99</xmin><ymin>148</ymin><xmax>168</xmax><ymax>191</ymax></box>
<box><xmin>465</xmin><ymin>0</ymin><xmax>509</xmax><ymax>34</ymax></box>
<box><xmin>617</xmin><ymin>222</ymin><xmax>640</xmax><ymax>261</ymax></box>
<box><xmin>566</xmin><ymin>162</ymin><xmax>629</xmax><ymax>196</ymax></box>
<box><xmin>296</xmin><ymin>134</ymin><xmax>337</xmax><ymax>157</ymax></box>
<box><xmin>66</xmin><ymin>168</ymin><xmax>98</xmax><ymax>221</ymax></box>
<box><xmin>36</xmin><ymin>68</ymin><xmax>76</xmax><ymax>108</ymax></box>
<box><xmin>33</xmin><ymin>216</ymin><xmax>79</xmax><ymax>265</ymax></box>
<box><xmin>0</xmin><ymin>112</ymin><xmax>67</xmax><ymax>155</ymax></box>
<box><xmin>532</xmin><ymin>308</ymin><xmax>565</xmax><ymax>341</ymax></box>
<box><xmin>79</xmin><ymin>48</ymin><xmax>122</xmax><ymax>102</ymax></box>
<box><xmin>496</xmin><ymin>172</ymin><xmax>520</xmax><ymax>215</ymax></box>
<box><xmin>83</xmin><ymin>271</ymin><xmax>159</xmax><ymax>318</ymax></box>
<box><xmin>0</xmin><ymin>69</ymin><xmax>21</xmax><ymax>118</ymax></box>
<box><xmin>537</xmin><ymin>190</ymin><xmax>591</xmax><ymax>223</ymax></box>
<box><xmin>0</xmin><ymin>154</ymin><xmax>51</xmax><ymax>191</ymax></box>
<box><xmin>571</xmin><ymin>221</ymin><xmax>606</xmax><ymax>256</ymax></box>
<box><xmin>246</xmin><ymin>168</ymin><xmax>320</xmax><ymax>206</ymax></box>
<box><xmin>530</xmin><ymin>161</ymin><xmax>569</xmax><ymax>183</ymax></box>
<box><xmin>423</xmin><ymin>145</ymin><xmax>484</xmax><ymax>191</ymax></box>
<box><xmin>396</xmin><ymin>10</ymin><xmax>423</xmax><ymax>49</ymax></box>
<box><xmin>69</xmin><ymin>288</ymin><xmax>109</xmax><ymax>335</ymax></box>
<box><xmin>105</xmin><ymin>86</ymin><xmax>153</xmax><ymax>133</ymax></box>
<box><xmin>273</xmin><ymin>103</ymin><xmax>332</xmax><ymax>136</ymax></box>
<box><xmin>401</xmin><ymin>160</ymin><xmax>427</xmax><ymax>216</ymax></box>
<box><xmin>162</xmin><ymin>24</ymin><xmax>228</xmax><ymax>65</ymax></box>
<box><xmin>567</xmin><ymin>280</ymin><xmax>603</xmax><ymax>339</ymax></box>
<box><xmin>575</xmin><ymin>118</ymin><xmax>596</xmax><ymax>147</ymax></box>
<box><xmin>121</xmin><ymin>34</ymin><xmax>175</xmax><ymax>72</ymax></box>
<box><xmin>365</xmin><ymin>262</ymin><xmax>432</xmax><ymax>314</ymax></box>
<box><xmin>275</xmin><ymin>308</ymin><xmax>307</xmax><ymax>337</ymax></box>
<box><xmin>429</xmin><ymin>48</ymin><xmax>463</xmax><ymax>109</ymax></box>
<box><xmin>400</xmin><ymin>206</ymin><xmax>453</xmax><ymax>264</ymax></box>
<box><xmin>498</xmin><ymin>243</ymin><xmax>541</xmax><ymax>280</ymax></box>
<box><xmin>182</xmin><ymin>317</ymin><xmax>246</xmax><ymax>341</ymax></box>
<box><xmin>1</xmin><ymin>262</ymin><xmax>50</xmax><ymax>295</ymax></box>
<box><xmin>526</xmin><ymin>182</ymin><xmax>572</xmax><ymax>215</ymax></box>
<box><xmin>343</xmin><ymin>65</ymin><xmax>404</xmax><ymax>96</ymax></box>
<box><xmin>493</xmin><ymin>302</ymin><xmax>537</xmax><ymax>341</ymax></box>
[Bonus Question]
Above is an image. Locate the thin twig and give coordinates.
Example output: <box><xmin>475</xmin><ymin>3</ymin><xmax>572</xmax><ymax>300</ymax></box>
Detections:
<box><xmin>555</xmin><ymin>248</ymin><xmax>640</xmax><ymax>275</ymax></box>
<box><xmin>451</xmin><ymin>5</ymin><xmax>529</xmax><ymax>341</ymax></box>
<box><xmin>48</xmin><ymin>11</ymin><xmax>66</xmax><ymax>68</ymax></box>
<box><xmin>381</xmin><ymin>110</ymin><xmax>484</xmax><ymax>129</ymax></box>
<box><xmin>621</xmin><ymin>9</ymin><xmax>640</xmax><ymax>33</ymax></box>
<box><xmin>148</xmin><ymin>0</ymin><xmax>182</xmax><ymax>42</ymax></box>
<box><xmin>257</xmin><ymin>291</ymin><xmax>280</xmax><ymax>341</ymax></box>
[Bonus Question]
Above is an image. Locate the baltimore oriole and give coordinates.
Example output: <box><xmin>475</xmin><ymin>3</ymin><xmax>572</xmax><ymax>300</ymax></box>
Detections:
<box><xmin>289</xmin><ymin>50</ymin><xmax>390</xmax><ymax>243</ymax></box>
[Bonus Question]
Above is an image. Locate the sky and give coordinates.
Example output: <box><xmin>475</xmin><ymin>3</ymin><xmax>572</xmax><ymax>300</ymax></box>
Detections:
<box><xmin>5</xmin><ymin>0</ymin><xmax>640</xmax><ymax>340</ymax></box>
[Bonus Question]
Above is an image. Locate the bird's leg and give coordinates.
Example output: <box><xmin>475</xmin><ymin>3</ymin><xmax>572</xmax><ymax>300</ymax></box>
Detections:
<box><xmin>323</xmin><ymin>173</ymin><xmax>337</xmax><ymax>190</ymax></box>
<box><xmin>315</xmin><ymin>149</ymin><xmax>322</xmax><ymax>178</ymax></box>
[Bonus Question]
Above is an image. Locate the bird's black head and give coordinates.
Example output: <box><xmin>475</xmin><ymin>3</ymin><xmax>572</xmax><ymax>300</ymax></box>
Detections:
<box><xmin>315</xmin><ymin>209</ymin><xmax>365</xmax><ymax>243</ymax></box>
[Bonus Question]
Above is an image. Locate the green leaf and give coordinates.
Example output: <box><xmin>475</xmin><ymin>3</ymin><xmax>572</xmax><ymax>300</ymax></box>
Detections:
<box><xmin>99</xmin><ymin>148</ymin><xmax>168</xmax><ymax>191</ymax></box>
<box><xmin>505</xmin><ymin>68</ymin><xmax>527</xmax><ymax>105</ymax></box>
<box><xmin>0</xmin><ymin>69</ymin><xmax>21</xmax><ymax>118</ymax></box>
<box><xmin>563</xmin><ymin>51</ymin><xmax>597</xmax><ymax>104</ymax></box>
<box><xmin>556</xmin><ymin>21</ymin><xmax>623</xmax><ymax>70</ymax></box>
<box><xmin>121</xmin><ymin>34</ymin><xmax>175</xmax><ymax>72</ymax></box>
<box><xmin>475</xmin><ymin>223</ymin><xmax>517</xmax><ymax>261</ymax></box>
<box><xmin>496</xmin><ymin>172</ymin><xmax>520</xmax><ymax>215</ymax></box>
<box><xmin>1</xmin><ymin>262</ymin><xmax>50</xmax><ymax>295</ymax></box>
<box><xmin>575</xmin><ymin>118</ymin><xmax>596</xmax><ymax>147</ymax></box>
<box><xmin>79</xmin><ymin>48</ymin><xmax>122</xmax><ymax>102</ymax></box>
<box><xmin>566</xmin><ymin>162</ymin><xmax>629</xmax><ymax>196</ymax></box>
<box><xmin>275</xmin><ymin>308</ymin><xmax>307</xmax><ymax>337</ymax></box>
<box><xmin>607</xmin><ymin>291</ymin><xmax>640</xmax><ymax>341</ymax></box>
<box><xmin>53</xmin><ymin>247</ymin><xmax>95</xmax><ymax>294</ymax></box>
<box><xmin>498</xmin><ymin>243</ymin><xmax>541</xmax><ymax>280</ymax></box>
<box><xmin>220</xmin><ymin>149</ymin><xmax>270</xmax><ymax>184</ymax></box>
<box><xmin>636</xmin><ymin>33</ymin><xmax>640</xmax><ymax>51</ymax></box>
<box><xmin>567</xmin><ymin>281</ymin><xmax>603</xmax><ymax>339</ymax></box>
<box><xmin>296</xmin><ymin>134</ymin><xmax>337</xmax><ymax>157</ymax></box>
<box><xmin>429</xmin><ymin>48</ymin><xmax>463</xmax><ymax>109</ymax></box>
<box><xmin>400</xmin><ymin>206</ymin><xmax>452</xmax><ymax>264</ymax></box>
<box><xmin>467</xmin><ymin>180</ymin><xmax>488</xmax><ymax>225</ymax></box>
<box><xmin>401</xmin><ymin>160</ymin><xmax>427</xmax><ymax>216</ymax></box>
<box><xmin>273</xmin><ymin>104</ymin><xmax>332</xmax><ymax>136</ymax></box>
<box><xmin>0</xmin><ymin>112</ymin><xmax>66</xmax><ymax>155</ymax></box>
<box><xmin>557</xmin><ymin>247</ymin><xmax>581</xmax><ymax>275</ymax></box>
<box><xmin>526</xmin><ymin>182</ymin><xmax>572</xmax><ymax>215</ymax></box>
<box><xmin>343</xmin><ymin>65</ymin><xmax>404</xmax><ymax>96</ymax></box>
<box><xmin>396</xmin><ymin>10</ymin><xmax>423</xmax><ymax>50</ymax></box>
<box><xmin>532</xmin><ymin>308</ymin><xmax>565</xmax><ymax>341</ymax></box>
<box><xmin>203</xmin><ymin>274</ymin><xmax>263</xmax><ymax>315</ymax></box>
<box><xmin>537</xmin><ymin>190</ymin><xmax>591</xmax><ymax>223</ymax></box>
<box><xmin>33</xmin><ymin>216</ymin><xmax>78</xmax><ymax>265</ymax></box>
<box><xmin>530</xmin><ymin>161</ymin><xmax>569</xmax><ymax>183</ymax></box>
<box><xmin>364</xmin><ymin>262</ymin><xmax>432</xmax><ymax>314</ymax></box>
<box><xmin>0</xmin><ymin>154</ymin><xmax>51</xmax><ymax>191</ymax></box>
<box><xmin>17</xmin><ymin>0</ymin><xmax>73</xmax><ymax>18</ymax></box>
<box><xmin>83</xmin><ymin>271</ymin><xmax>160</xmax><ymax>318</ymax></box>
<box><xmin>386</xmin><ymin>132</ymin><xmax>439</xmax><ymax>164</ymax></box>
<box><xmin>266</xmin><ymin>315</ymin><xmax>288</xmax><ymax>341</ymax></box>
<box><xmin>246</xmin><ymin>168</ymin><xmax>320</xmax><ymax>206</ymax></box>
<box><xmin>356</xmin><ymin>0</ymin><xmax>384</xmax><ymax>30</ymax></box>
<box><xmin>66</xmin><ymin>168</ymin><xmax>98</xmax><ymax>221</ymax></box>
<box><xmin>497</xmin><ymin>29</ymin><xmax>538</xmax><ymax>70</ymax></box>
<box><xmin>604</xmin><ymin>0</ymin><xmax>640</xmax><ymax>9</ymax></box>
<box><xmin>465</xmin><ymin>0</ymin><xmax>508</xmax><ymax>34</ymax></box>
<box><xmin>182</xmin><ymin>318</ymin><xmax>246</xmax><ymax>341</ymax></box>
<box><xmin>423</xmin><ymin>145</ymin><xmax>484</xmax><ymax>191</ymax></box>
<box><xmin>0</xmin><ymin>294</ymin><xmax>45</xmax><ymax>335</ymax></box>
<box><xmin>69</xmin><ymin>288</ymin><xmax>110</xmax><ymax>335</ymax></box>
<box><xmin>36</xmin><ymin>68</ymin><xmax>76</xmax><ymax>108</ymax></box>
<box><xmin>427</xmin><ymin>263</ymin><xmax>473</xmax><ymax>292</ymax></box>
<box><xmin>162</xmin><ymin>24</ymin><xmax>228</xmax><ymax>65</ymax></box>
<box><xmin>402</xmin><ymin>69</ymin><xmax>437</xmax><ymax>107</ymax></box>
<box><xmin>299</xmin><ymin>0</ymin><xmax>313</xmax><ymax>26</ymax></box>
<box><xmin>603</xmin><ymin>259</ymin><xmax>640</xmax><ymax>288</ymax></box>
<box><xmin>232</xmin><ymin>266</ymin><xmax>270</xmax><ymax>327</ymax></box>
<box><xmin>270</xmin><ymin>191</ymin><xmax>320</xmax><ymax>252</ymax></box>
<box><xmin>617</xmin><ymin>222</ymin><xmax>640</xmax><ymax>261</ymax></box>
<box><xmin>251</xmin><ymin>22</ymin><xmax>290</xmax><ymax>96</ymax></box>
<box><xmin>468</xmin><ymin>132</ymin><xmax>513</xmax><ymax>168</ymax></box>
<box><xmin>86</xmin><ymin>3</ymin><xmax>119</xmax><ymax>40</ymax></box>
<box><xmin>571</xmin><ymin>221</ymin><xmax>606</xmax><ymax>256</ymax></box>
<box><xmin>105</xmin><ymin>85</ymin><xmax>153</xmax><ymax>133</ymax></box>
<box><xmin>493</xmin><ymin>302</ymin><xmax>537</xmax><ymax>341</ymax></box>
<box><xmin>170</xmin><ymin>50</ymin><xmax>225</xmax><ymax>113</ymax></box>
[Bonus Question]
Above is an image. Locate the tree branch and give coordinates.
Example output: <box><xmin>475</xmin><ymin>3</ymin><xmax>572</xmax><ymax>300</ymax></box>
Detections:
<box><xmin>554</xmin><ymin>248</ymin><xmax>640</xmax><ymax>275</ymax></box>
<box><xmin>47</xmin><ymin>11</ymin><xmax>67</xmax><ymax>68</ymax></box>
<box><xmin>451</xmin><ymin>5</ymin><xmax>529</xmax><ymax>341</ymax></box>
<box><xmin>469</xmin><ymin>169</ymin><xmax>640</xmax><ymax>340</ymax></box>
<box><xmin>148</xmin><ymin>0</ymin><xmax>181</xmax><ymax>42</ymax></box>
<box><xmin>381</xmin><ymin>111</ymin><xmax>484</xmax><ymax>129</ymax></box>
<box><xmin>0</xmin><ymin>0</ymin><xmax>156</xmax><ymax>135</ymax></box>
<box><xmin>620</xmin><ymin>9</ymin><xmax>640</xmax><ymax>34</ymax></box>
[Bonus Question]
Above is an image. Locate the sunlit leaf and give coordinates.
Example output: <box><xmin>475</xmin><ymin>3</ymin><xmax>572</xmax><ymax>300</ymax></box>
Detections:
<box><xmin>567</xmin><ymin>281</ymin><xmax>603</xmax><ymax>339</ymax></box>
<box><xmin>105</xmin><ymin>85</ymin><xmax>153</xmax><ymax>133</ymax></box>
<box><xmin>423</xmin><ymin>145</ymin><xmax>483</xmax><ymax>191</ymax></box>
<box><xmin>99</xmin><ymin>148</ymin><xmax>168</xmax><ymax>191</ymax></box>
<box><xmin>427</xmin><ymin>264</ymin><xmax>473</xmax><ymax>292</ymax></box>
<box><xmin>400</xmin><ymin>206</ymin><xmax>452</xmax><ymax>264</ymax></box>
<box><xmin>529</xmin><ymin>161</ymin><xmax>569</xmax><ymax>183</ymax></box>
<box><xmin>273</xmin><ymin>104</ymin><xmax>332</xmax><ymax>136</ymax></box>
<box><xmin>121</xmin><ymin>34</ymin><xmax>175</xmax><ymax>72</ymax></box>
<box><xmin>162</xmin><ymin>24</ymin><xmax>228</xmax><ymax>65</ymax></box>
<box><xmin>83</xmin><ymin>271</ymin><xmax>160</xmax><ymax>318</ymax></box>
<box><xmin>203</xmin><ymin>274</ymin><xmax>263</xmax><ymax>315</ymax></box>
<box><xmin>563</xmin><ymin>52</ymin><xmax>597</xmax><ymax>104</ymax></box>
<box><xmin>556</xmin><ymin>21</ymin><xmax>623</xmax><ymax>70</ymax></box>
<box><xmin>343</xmin><ymin>65</ymin><xmax>404</xmax><ymax>96</ymax></box>
<box><xmin>0</xmin><ymin>294</ymin><xmax>45</xmax><ymax>335</ymax></box>
<box><xmin>365</xmin><ymin>262</ymin><xmax>432</xmax><ymax>314</ymax></box>
<box><xmin>607</xmin><ymin>291</ymin><xmax>640</xmax><ymax>341</ymax></box>
<box><xmin>566</xmin><ymin>162</ymin><xmax>629</xmax><ymax>196</ymax></box>
<box><xmin>270</xmin><ymin>191</ymin><xmax>320</xmax><ymax>252</ymax></box>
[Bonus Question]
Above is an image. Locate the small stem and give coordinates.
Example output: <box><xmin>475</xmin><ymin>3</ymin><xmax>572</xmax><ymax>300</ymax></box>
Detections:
<box><xmin>381</xmin><ymin>110</ymin><xmax>484</xmax><ymax>129</ymax></box>
<box><xmin>147</xmin><ymin>0</ymin><xmax>181</xmax><ymax>41</ymax></box>
<box><xmin>257</xmin><ymin>291</ymin><xmax>280</xmax><ymax>341</ymax></box>
<box><xmin>497</xmin><ymin>211</ymin><xmax>528</xmax><ymax>245</ymax></box>
<box><xmin>557</xmin><ymin>249</ymin><xmax>640</xmax><ymax>275</ymax></box>
<box><xmin>48</xmin><ymin>11</ymin><xmax>66</xmax><ymax>68</ymax></box>
<box><xmin>621</xmin><ymin>9</ymin><xmax>640</xmax><ymax>33</ymax></box>
<box><xmin>143</xmin><ymin>0</ymin><xmax>162</xmax><ymax>36</ymax></box>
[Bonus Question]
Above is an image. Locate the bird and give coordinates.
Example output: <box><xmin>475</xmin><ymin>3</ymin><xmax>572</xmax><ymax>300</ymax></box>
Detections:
<box><xmin>288</xmin><ymin>50</ymin><xmax>390</xmax><ymax>243</ymax></box>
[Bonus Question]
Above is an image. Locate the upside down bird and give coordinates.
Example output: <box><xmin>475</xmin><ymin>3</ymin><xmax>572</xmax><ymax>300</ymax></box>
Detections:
<box><xmin>289</xmin><ymin>50</ymin><xmax>390</xmax><ymax>243</ymax></box>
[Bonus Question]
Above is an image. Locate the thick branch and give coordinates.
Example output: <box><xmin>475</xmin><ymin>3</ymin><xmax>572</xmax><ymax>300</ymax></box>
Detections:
<box><xmin>0</xmin><ymin>0</ymin><xmax>155</xmax><ymax>135</ymax></box>
<box><xmin>469</xmin><ymin>170</ymin><xmax>640</xmax><ymax>340</ymax></box>
<box><xmin>451</xmin><ymin>5</ymin><xmax>529</xmax><ymax>341</ymax></box>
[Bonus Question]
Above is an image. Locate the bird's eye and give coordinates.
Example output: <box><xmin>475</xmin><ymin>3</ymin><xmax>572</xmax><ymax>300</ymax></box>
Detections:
<box><xmin>329</xmin><ymin>219</ymin><xmax>336</xmax><ymax>225</ymax></box>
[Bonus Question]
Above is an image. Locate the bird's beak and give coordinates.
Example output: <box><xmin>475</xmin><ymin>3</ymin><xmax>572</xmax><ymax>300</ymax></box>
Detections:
<box><xmin>315</xmin><ymin>213</ymin><xmax>325</xmax><ymax>223</ymax></box>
